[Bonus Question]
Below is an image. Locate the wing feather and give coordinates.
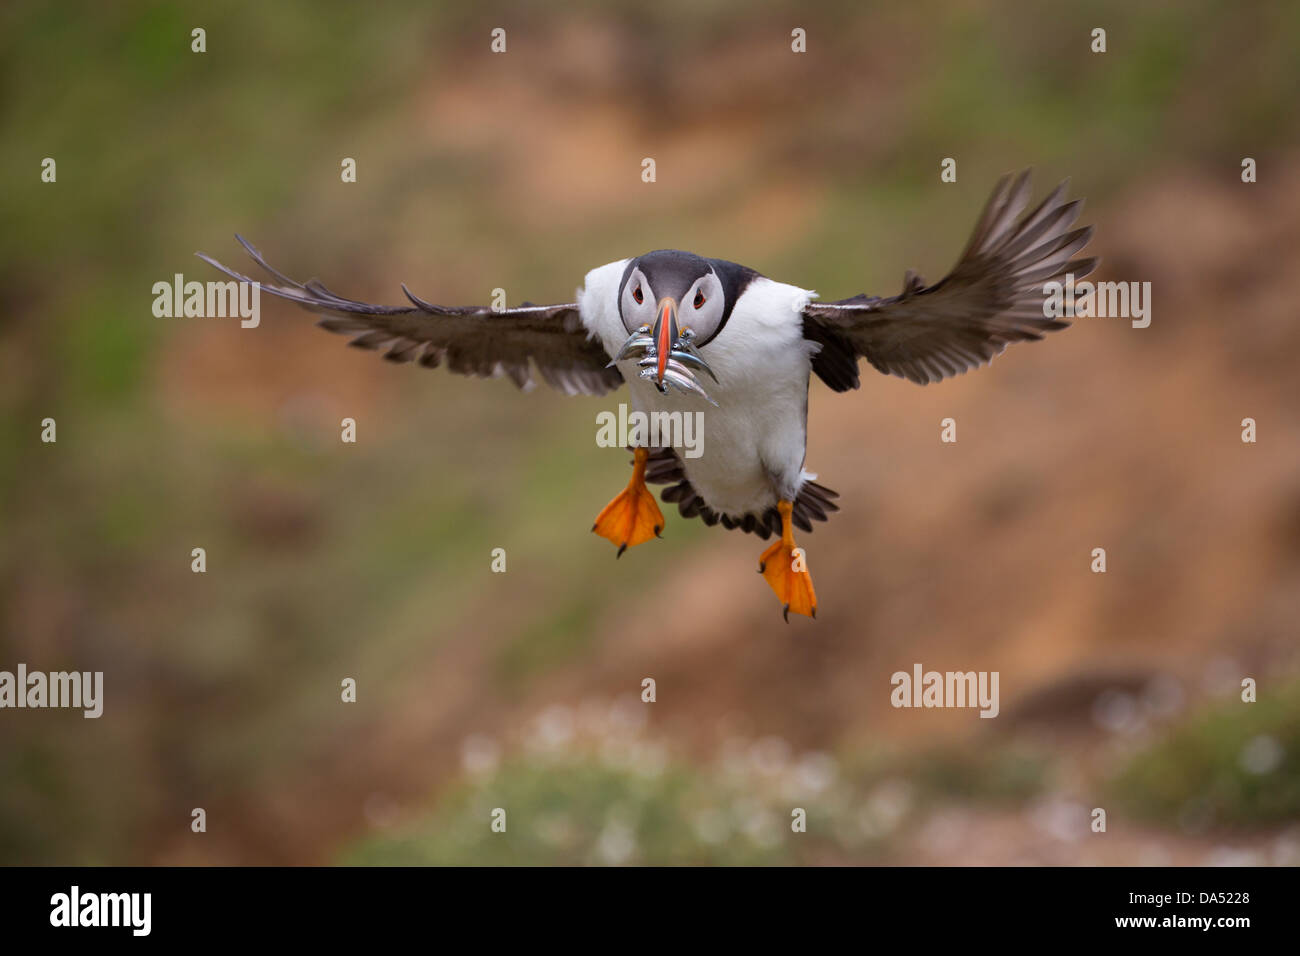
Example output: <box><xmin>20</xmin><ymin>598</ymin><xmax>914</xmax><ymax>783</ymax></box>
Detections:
<box><xmin>802</xmin><ymin>170</ymin><xmax>1097</xmax><ymax>388</ymax></box>
<box><xmin>196</xmin><ymin>236</ymin><xmax>622</xmax><ymax>396</ymax></box>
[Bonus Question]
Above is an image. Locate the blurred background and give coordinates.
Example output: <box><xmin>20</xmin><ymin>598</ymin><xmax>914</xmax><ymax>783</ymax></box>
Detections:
<box><xmin>2</xmin><ymin>0</ymin><xmax>1299</xmax><ymax>865</ymax></box>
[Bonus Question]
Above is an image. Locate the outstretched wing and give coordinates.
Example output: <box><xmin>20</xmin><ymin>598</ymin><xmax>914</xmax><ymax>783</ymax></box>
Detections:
<box><xmin>801</xmin><ymin>170</ymin><xmax>1097</xmax><ymax>390</ymax></box>
<box><xmin>197</xmin><ymin>236</ymin><xmax>623</xmax><ymax>396</ymax></box>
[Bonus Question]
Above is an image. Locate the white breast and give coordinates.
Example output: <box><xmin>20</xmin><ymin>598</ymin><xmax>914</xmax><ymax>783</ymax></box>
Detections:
<box><xmin>578</xmin><ymin>264</ymin><xmax>821</xmax><ymax>517</ymax></box>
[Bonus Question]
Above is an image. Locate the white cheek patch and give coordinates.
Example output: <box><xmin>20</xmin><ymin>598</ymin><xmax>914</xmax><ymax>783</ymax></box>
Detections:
<box><xmin>681</xmin><ymin>274</ymin><xmax>724</xmax><ymax>339</ymax></box>
<box><xmin>622</xmin><ymin>270</ymin><xmax>657</xmax><ymax>332</ymax></box>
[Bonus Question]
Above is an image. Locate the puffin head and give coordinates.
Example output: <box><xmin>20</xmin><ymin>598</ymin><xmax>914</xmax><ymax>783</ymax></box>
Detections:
<box><xmin>612</xmin><ymin>250</ymin><xmax>722</xmax><ymax>404</ymax></box>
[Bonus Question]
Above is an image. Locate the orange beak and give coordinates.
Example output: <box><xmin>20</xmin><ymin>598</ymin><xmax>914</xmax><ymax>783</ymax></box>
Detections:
<box><xmin>652</xmin><ymin>297</ymin><xmax>679</xmax><ymax>386</ymax></box>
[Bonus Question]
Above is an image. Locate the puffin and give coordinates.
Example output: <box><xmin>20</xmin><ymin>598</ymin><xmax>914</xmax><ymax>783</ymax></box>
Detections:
<box><xmin>200</xmin><ymin>169</ymin><xmax>1095</xmax><ymax>620</ymax></box>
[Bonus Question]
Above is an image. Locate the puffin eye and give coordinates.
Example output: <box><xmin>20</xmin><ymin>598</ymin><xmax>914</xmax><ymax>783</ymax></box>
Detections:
<box><xmin>693</xmin><ymin>290</ymin><xmax>706</xmax><ymax>309</ymax></box>
<box><xmin>632</xmin><ymin>285</ymin><xmax>643</xmax><ymax>305</ymax></box>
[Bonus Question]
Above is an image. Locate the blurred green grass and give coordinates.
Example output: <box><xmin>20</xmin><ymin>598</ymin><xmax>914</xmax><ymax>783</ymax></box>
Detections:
<box><xmin>1111</xmin><ymin>681</ymin><xmax>1300</xmax><ymax>830</ymax></box>
<box><xmin>341</xmin><ymin>723</ymin><xmax>1057</xmax><ymax>865</ymax></box>
<box><xmin>345</xmin><ymin>756</ymin><xmax>801</xmax><ymax>866</ymax></box>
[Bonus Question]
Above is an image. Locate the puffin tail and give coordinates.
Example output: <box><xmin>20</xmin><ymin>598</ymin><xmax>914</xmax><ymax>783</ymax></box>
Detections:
<box><xmin>643</xmin><ymin>447</ymin><xmax>839</xmax><ymax>540</ymax></box>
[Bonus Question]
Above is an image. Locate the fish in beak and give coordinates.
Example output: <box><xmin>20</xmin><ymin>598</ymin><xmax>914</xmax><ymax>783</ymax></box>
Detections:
<box><xmin>610</xmin><ymin>297</ymin><xmax>719</xmax><ymax>404</ymax></box>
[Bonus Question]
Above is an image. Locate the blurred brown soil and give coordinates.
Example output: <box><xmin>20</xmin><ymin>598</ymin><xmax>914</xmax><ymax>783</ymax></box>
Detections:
<box><xmin>145</xmin><ymin>156</ymin><xmax>1300</xmax><ymax>864</ymax></box>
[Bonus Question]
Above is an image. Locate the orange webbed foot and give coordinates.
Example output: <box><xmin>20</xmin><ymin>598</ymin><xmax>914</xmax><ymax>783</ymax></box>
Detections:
<box><xmin>757</xmin><ymin>501</ymin><xmax>817</xmax><ymax>620</ymax></box>
<box><xmin>592</xmin><ymin>447</ymin><xmax>665</xmax><ymax>556</ymax></box>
